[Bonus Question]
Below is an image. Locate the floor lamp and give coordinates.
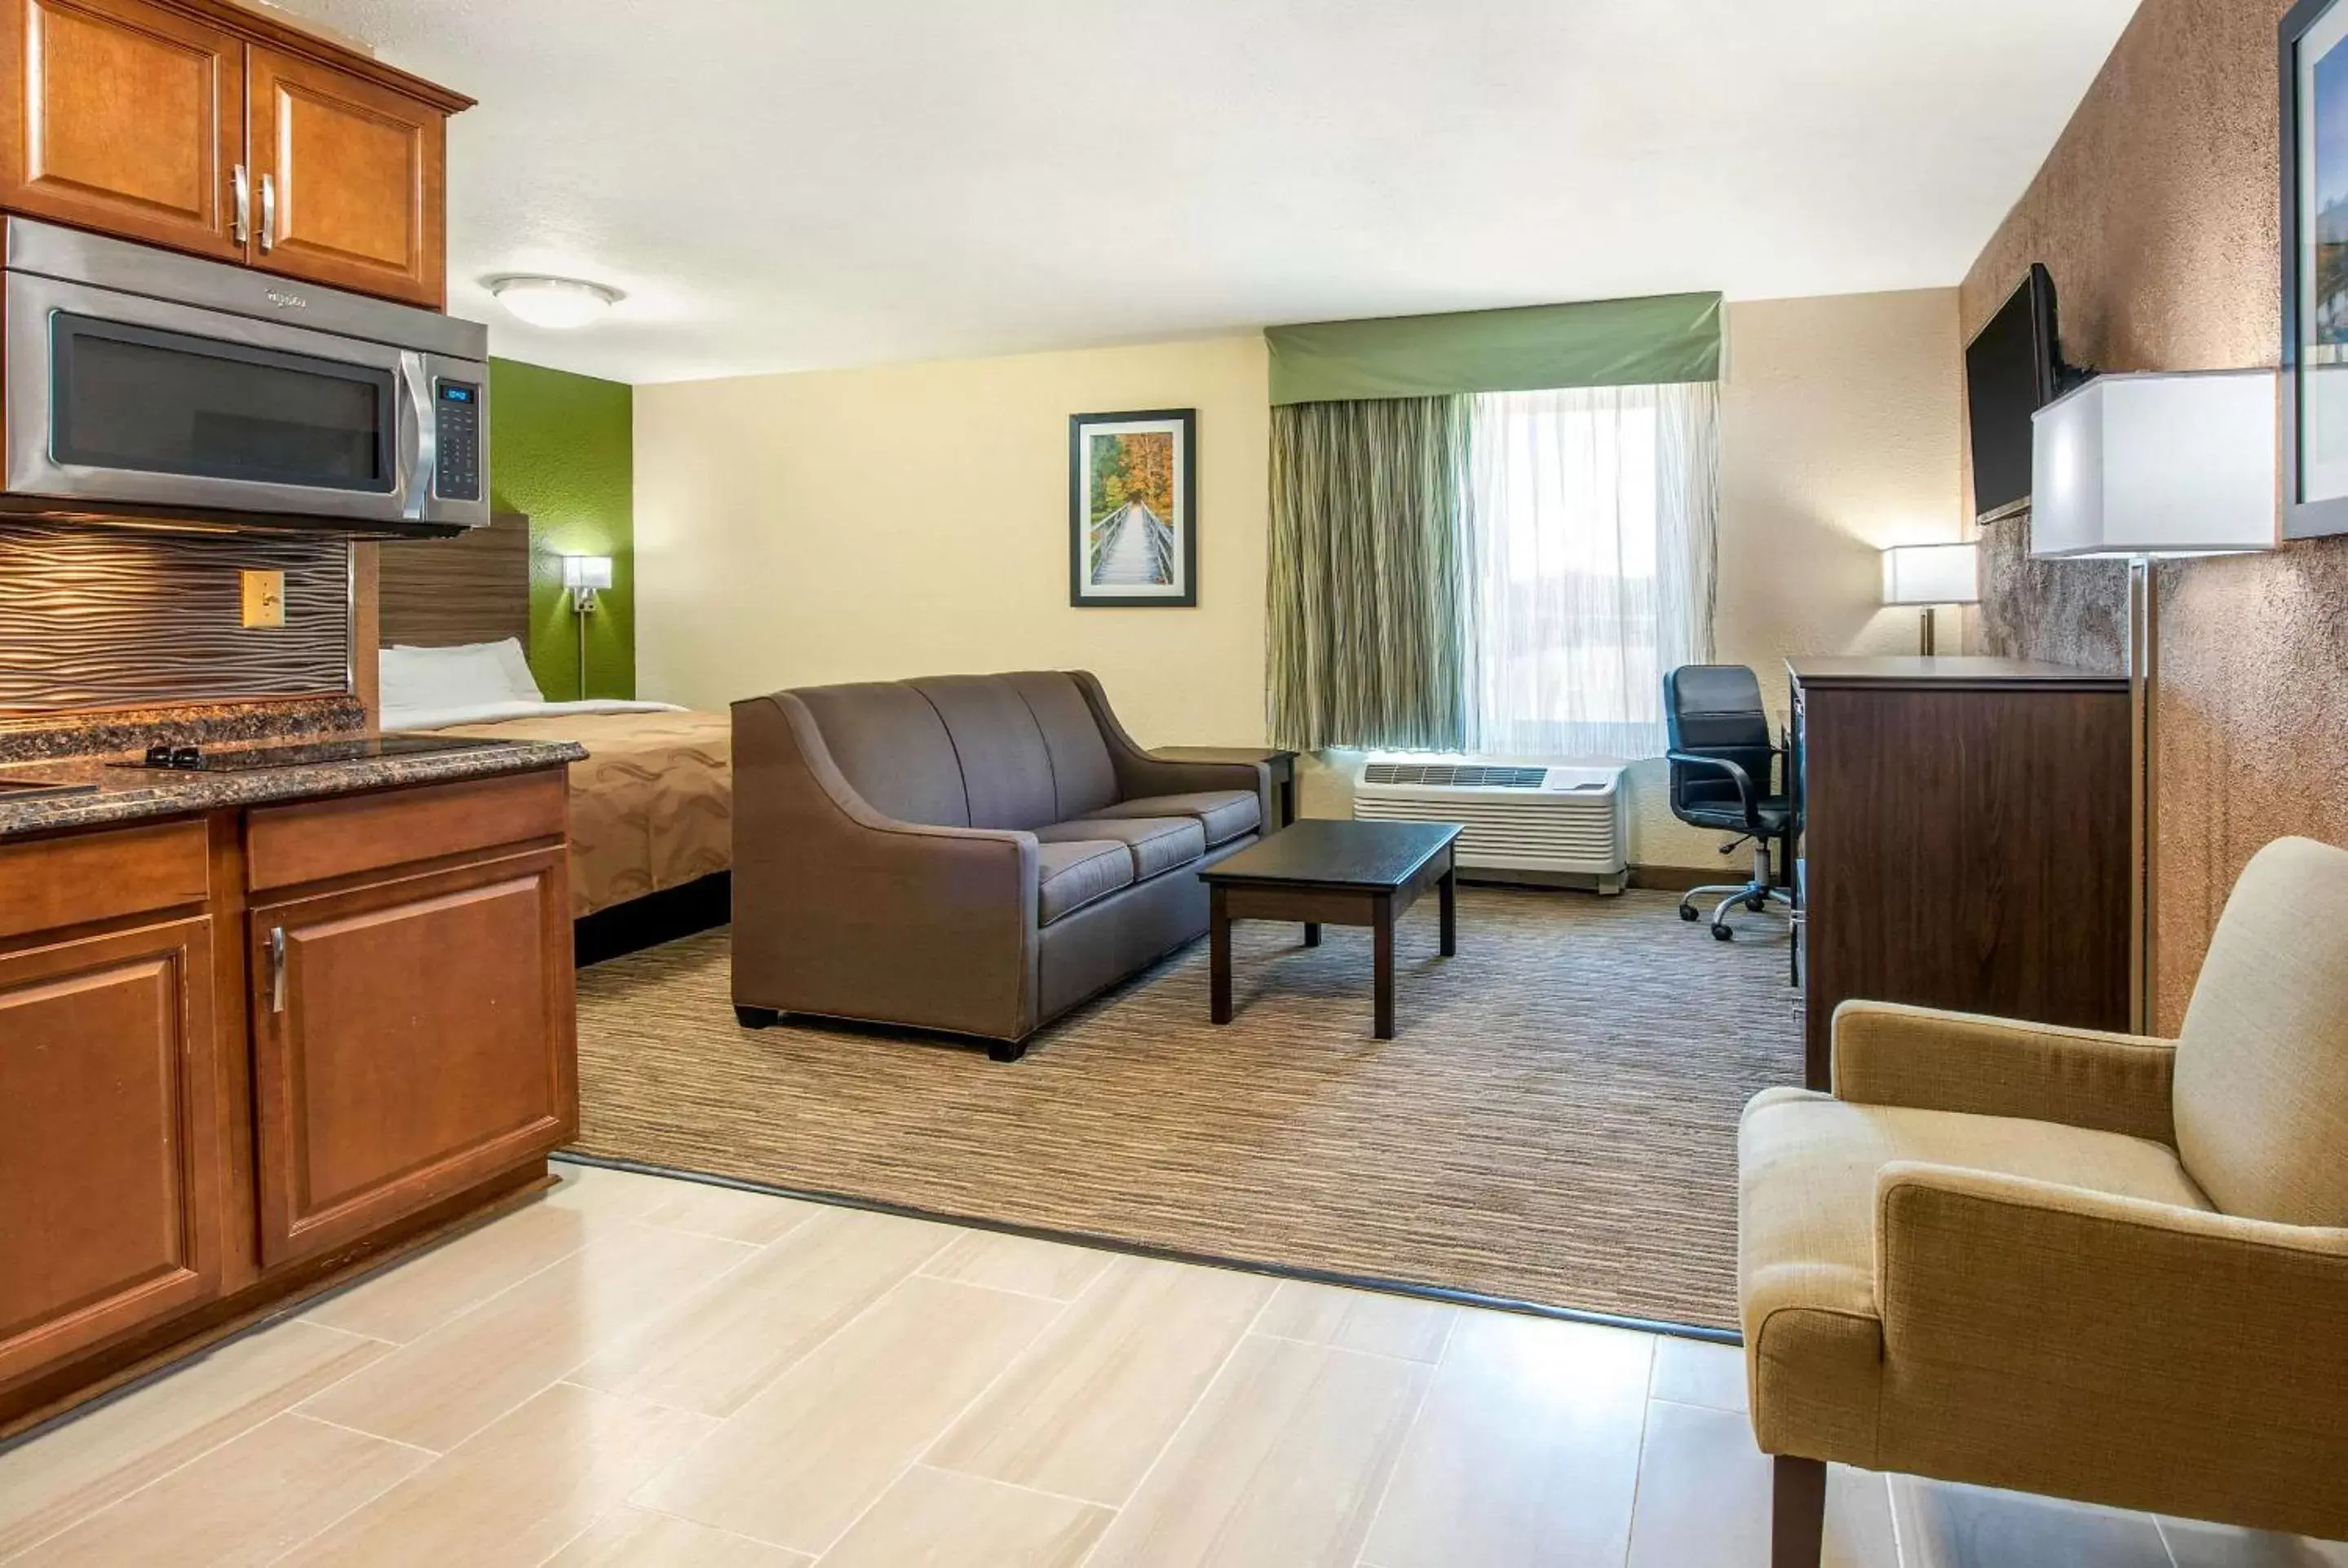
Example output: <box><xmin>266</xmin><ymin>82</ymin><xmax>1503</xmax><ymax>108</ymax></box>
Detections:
<box><xmin>2027</xmin><ymin>369</ymin><xmax>2279</xmax><ymax>1031</ymax></box>
<box><xmin>560</xmin><ymin>554</ymin><xmax>613</xmax><ymax>701</ymax></box>
<box><xmin>1881</xmin><ymin>541</ymin><xmax>1980</xmax><ymax>654</ymax></box>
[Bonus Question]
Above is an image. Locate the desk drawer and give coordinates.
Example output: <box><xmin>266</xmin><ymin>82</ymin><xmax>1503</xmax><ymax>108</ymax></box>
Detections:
<box><xmin>247</xmin><ymin>768</ymin><xmax>566</xmax><ymax>893</ymax></box>
<box><xmin>0</xmin><ymin>819</ymin><xmax>210</xmax><ymax>944</ymax></box>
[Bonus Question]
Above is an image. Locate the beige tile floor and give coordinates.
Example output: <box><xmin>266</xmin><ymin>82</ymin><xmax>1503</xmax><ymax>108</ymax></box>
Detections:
<box><xmin>0</xmin><ymin>1159</ymin><xmax>2339</xmax><ymax>1568</ymax></box>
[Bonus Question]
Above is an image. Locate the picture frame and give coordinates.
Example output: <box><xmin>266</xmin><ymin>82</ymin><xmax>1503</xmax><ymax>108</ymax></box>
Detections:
<box><xmin>1068</xmin><ymin>408</ymin><xmax>1197</xmax><ymax>607</ymax></box>
<box><xmin>2282</xmin><ymin>0</ymin><xmax>2348</xmax><ymax>537</ymax></box>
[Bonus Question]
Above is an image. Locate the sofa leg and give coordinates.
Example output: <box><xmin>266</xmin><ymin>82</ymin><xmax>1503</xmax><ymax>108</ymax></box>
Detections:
<box><xmin>1771</xmin><ymin>1455</ymin><xmax>1826</xmax><ymax>1568</ymax></box>
<box><xmin>987</xmin><ymin>1040</ymin><xmax>1029</xmax><ymax>1063</ymax></box>
<box><xmin>733</xmin><ymin>1005</ymin><xmax>780</xmax><ymax>1030</ymax></box>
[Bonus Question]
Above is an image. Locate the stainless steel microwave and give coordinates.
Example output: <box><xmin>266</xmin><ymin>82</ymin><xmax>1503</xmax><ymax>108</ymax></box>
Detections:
<box><xmin>2</xmin><ymin>218</ymin><xmax>489</xmax><ymax>537</ymax></box>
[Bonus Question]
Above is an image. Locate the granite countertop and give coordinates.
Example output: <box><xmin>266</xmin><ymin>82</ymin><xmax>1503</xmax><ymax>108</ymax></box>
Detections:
<box><xmin>0</xmin><ymin>733</ymin><xmax>586</xmax><ymax>841</ymax></box>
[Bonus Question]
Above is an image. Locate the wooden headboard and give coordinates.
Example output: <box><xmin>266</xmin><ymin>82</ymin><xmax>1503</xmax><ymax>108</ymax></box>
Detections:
<box><xmin>376</xmin><ymin>510</ymin><xmax>531</xmax><ymax>648</ymax></box>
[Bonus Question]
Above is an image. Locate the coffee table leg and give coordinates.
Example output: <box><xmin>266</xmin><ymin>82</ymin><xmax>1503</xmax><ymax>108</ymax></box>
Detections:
<box><xmin>1439</xmin><ymin>861</ymin><xmax>1457</xmax><ymax>957</ymax></box>
<box><xmin>1210</xmin><ymin>886</ymin><xmax>1232</xmax><ymax>1025</ymax></box>
<box><xmin>1373</xmin><ymin>894</ymin><xmax>1395</xmax><ymax>1040</ymax></box>
<box><xmin>1303</xmin><ymin>922</ymin><xmax>1320</xmax><ymax>947</ymax></box>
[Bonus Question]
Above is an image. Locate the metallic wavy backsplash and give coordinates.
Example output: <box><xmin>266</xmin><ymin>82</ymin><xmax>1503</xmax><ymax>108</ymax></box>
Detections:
<box><xmin>0</xmin><ymin>520</ymin><xmax>352</xmax><ymax>712</ymax></box>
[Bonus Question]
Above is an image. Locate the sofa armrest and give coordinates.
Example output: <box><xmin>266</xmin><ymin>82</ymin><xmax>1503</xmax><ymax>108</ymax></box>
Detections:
<box><xmin>1872</xmin><ymin>1162</ymin><xmax>2348</xmax><ymax>1536</ymax></box>
<box><xmin>1833</xmin><ymin>1001</ymin><xmax>2175</xmax><ymax>1144</ymax></box>
<box><xmin>1067</xmin><ymin>669</ymin><xmax>1274</xmax><ymax>828</ymax></box>
<box><xmin>732</xmin><ymin>693</ymin><xmax>1041</xmax><ymax>1040</ymax></box>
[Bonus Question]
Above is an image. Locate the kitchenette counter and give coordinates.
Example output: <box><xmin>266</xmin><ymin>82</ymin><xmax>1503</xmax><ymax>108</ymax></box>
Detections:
<box><xmin>0</xmin><ymin>733</ymin><xmax>586</xmax><ymax>841</ymax></box>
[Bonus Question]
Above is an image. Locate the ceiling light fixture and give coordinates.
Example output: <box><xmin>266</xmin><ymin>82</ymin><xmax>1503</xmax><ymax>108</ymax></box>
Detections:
<box><xmin>486</xmin><ymin>275</ymin><xmax>622</xmax><ymax>330</ymax></box>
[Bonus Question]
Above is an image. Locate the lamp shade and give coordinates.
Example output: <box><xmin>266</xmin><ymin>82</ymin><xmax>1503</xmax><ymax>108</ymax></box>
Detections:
<box><xmin>560</xmin><ymin>554</ymin><xmax>613</xmax><ymax>591</ymax></box>
<box><xmin>2029</xmin><ymin>369</ymin><xmax>2279</xmax><ymax>559</ymax></box>
<box><xmin>1881</xmin><ymin>541</ymin><xmax>1980</xmax><ymax>606</ymax></box>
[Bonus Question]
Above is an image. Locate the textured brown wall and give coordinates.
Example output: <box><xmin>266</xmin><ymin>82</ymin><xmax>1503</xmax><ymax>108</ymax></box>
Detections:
<box><xmin>1961</xmin><ymin>0</ymin><xmax>2348</xmax><ymax>1029</ymax></box>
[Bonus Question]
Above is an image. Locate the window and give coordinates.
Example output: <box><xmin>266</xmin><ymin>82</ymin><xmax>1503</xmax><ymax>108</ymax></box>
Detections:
<box><xmin>1464</xmin><ymin>382</ymin><xmax>1718</xmax><ymax>757</ymax></box>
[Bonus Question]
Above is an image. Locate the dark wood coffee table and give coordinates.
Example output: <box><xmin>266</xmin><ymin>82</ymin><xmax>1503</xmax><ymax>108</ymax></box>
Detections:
<box><xmin>1198</xmin><ymin>819</ymin><xmax>1461</xmax><ymax>1039</ymax></box>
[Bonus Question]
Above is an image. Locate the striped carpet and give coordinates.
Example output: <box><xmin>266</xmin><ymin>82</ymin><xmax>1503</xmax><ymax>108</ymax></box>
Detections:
<box><xmin>572</xmin><ymin>886</ymin><xmax>1804</xmax><ymax>1332</ymax></box>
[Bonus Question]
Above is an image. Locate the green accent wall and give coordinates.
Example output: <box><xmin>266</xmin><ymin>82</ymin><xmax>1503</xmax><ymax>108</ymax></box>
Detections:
<box><xmin>489</xmin><ymin>357</ymin><xmax>634</xmax><ymax>700</ymax></box>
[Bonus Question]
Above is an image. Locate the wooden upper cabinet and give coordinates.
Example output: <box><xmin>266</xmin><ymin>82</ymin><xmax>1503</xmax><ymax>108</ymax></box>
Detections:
<box><xmin>246</xmin><ymin>42</ymin><xmax>444</xmax><ymax>307</ymax></box>
<box><xmin>0</xmin><ymin>0</ymin><xmax>244</xmax><ymax>258</ymax></box>
<box><xmin>0</xmin><ymin>0</ymin><xmax>467</xmax><ymax>306</ymax></box>
<box><xmin>0</xmin><ymin>917</ymin><xmax>223</xmax><ymax>1387</ymax></box>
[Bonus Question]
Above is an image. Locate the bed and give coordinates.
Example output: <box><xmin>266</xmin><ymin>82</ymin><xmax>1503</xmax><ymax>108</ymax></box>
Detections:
<box><xmin>374</xmin><ymin>516</ymin><xmax>732</xmax><ymax>925</ymax></box>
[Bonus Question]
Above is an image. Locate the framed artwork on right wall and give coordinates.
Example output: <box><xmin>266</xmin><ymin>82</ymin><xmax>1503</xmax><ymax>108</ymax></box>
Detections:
<box><xmin>2283</xmin><ymin>0</ymin><xmax>2348</xmax><ymax>537</ymax></box>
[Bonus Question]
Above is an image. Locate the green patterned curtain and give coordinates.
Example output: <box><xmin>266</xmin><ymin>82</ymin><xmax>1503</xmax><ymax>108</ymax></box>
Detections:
<box><xmin>1267</xmin><ymin>395</ymin><xmax>1475</xmax><ymax>751</ymax></box>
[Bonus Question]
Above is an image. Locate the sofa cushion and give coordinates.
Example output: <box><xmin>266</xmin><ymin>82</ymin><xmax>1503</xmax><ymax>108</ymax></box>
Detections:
<box><xmin>1736</xmin><ymin>1084</ymin><xmax>2212</xmax><ymax>1457</ymax></box>
<box><xmin>1086</xmin><ymin>789</ymin><xmax>1259</xmax><ymax>846</ymax></box>
<box><xmin>1036</xmin><ymin>838</ymin><xmax>1134</xmax><ymax>925</ymax></box>
<box><xmin>791</xmin><ymin>682</ymin><xmax>971</xmax><ymax>828</ymax></box>
<box><xmin>1036</xmin><ymin>816</ymin><xmax>1204</xmax><ymax>882</ymax></box>
<box><xmin>1005</xmin><ymin>671</ymin><xmax>1121</xmax><ymax>819</ymax></box>
<box><xmin>908</xmin><ymin>675</ymin><xmax>1058</xmax><ymax>830</ymax></box>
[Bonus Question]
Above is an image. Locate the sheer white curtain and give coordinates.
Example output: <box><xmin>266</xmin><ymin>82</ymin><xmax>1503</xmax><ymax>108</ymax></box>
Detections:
<box><xmin>1462</xmin><ymin>382</ymin><xmax>1718</xmax><ymax>758</ymax></box>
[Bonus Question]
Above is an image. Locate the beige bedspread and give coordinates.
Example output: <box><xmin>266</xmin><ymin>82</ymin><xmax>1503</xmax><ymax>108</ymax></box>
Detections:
<box><xmin>437</xmin><ymin>710</ymin><xmax>732</xmax><ymax>917</ymax></box>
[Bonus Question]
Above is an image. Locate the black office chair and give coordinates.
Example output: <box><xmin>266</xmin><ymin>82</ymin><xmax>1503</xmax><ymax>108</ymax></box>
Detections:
<box><xmin>1663</xmin><ymin>665</ymin><xmax>1795</xmax><ymax>941</ymax></box>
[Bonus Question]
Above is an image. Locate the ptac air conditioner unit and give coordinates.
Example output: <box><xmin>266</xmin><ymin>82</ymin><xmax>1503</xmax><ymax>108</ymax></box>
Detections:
<box><xmin>1352</xmin><ymin>757</ymin><xmax>1628</xmax><ymax>894</ymax></box>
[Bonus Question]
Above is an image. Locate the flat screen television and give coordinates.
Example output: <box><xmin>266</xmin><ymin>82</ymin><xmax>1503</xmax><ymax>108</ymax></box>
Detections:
<box><xmin>1966</xmin><ymin>263</ymin><xmax>2064</xmax><ymax>524</ymax></box>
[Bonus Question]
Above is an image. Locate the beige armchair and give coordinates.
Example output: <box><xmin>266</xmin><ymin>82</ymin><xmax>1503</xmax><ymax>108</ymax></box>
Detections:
<box><xmin>1740</xmin><ymin>836</ymin><xmax>2348</xmax><ymax>1566</ymax></box>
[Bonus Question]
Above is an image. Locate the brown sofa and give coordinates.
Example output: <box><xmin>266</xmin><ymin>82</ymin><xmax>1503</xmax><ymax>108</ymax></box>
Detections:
<box><xmin>730</xmin><ymin>670</ymin><xmax>1269</xmax><ymax>1059</ymax></box>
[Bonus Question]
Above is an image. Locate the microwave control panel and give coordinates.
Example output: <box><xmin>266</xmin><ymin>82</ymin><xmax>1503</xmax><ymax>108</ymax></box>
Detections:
<box><xmin>434</xmin><ymin>380</ymin><xmax>482</xmax><ymax>501</ymax></box>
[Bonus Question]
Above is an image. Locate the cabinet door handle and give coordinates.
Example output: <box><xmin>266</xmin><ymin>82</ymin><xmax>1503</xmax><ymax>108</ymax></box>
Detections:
<box><xmin>268</xmin><ymin>926</ymin><xmax>287</xmax><ymax>1014</ymax></box>
<box><xmin>259</xmin><ymin>173</ymin><xmax>276</xmax><ymax>253</ymax></box>
<box><xmin>231</xmin><ymin>163</ymin><xmax>250</xmax><ymax>245</ymax></box>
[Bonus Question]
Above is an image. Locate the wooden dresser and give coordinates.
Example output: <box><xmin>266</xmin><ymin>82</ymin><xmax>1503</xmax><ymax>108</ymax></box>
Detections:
<box><xmin>1790</xmin><ymin>656</ymin><xmax>2132</xmax><ymax>1089</ymax></box>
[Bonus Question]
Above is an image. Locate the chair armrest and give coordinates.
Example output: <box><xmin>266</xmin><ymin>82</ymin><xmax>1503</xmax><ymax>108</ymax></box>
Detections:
<box><xmin>1833</xmin><ymin>1001</ymin><xmax>2175</xmax><ymax>1144</ymax></box>
<box><xmin>1873</xmin><ymin>1163</ymin><xmax>2348</xmax><ymax>1532</ymax></box>
<box><xmin>1665</xmin><ymin>749</ymin><xmax>1770</xmax><ymax>833</ymax></box>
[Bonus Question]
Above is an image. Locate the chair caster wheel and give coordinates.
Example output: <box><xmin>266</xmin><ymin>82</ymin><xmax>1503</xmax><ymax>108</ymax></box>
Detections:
<box><xmin>1678</xmin><ymin>904</ymin><xmax>1700</xmax><ymax>921</ymax></box>
<box><xmin>733</xmin><ymin>1005</ymin><xmax>779</xmax><ymax>1029</ymax></box>
<box><xmin>1712</xmin><ymin>924</ymin><xmax>1734</xmax><ymax>942</ymax></box>
<box><xmin>987</xmin><ymin>1041</ymin><xmax>1029</xmax><ymax>1063</ymax></box>
<box><xmin>1745</xmin><ymin>894</ymin><xmax>1767</xmax><ymax>912</ymax></box>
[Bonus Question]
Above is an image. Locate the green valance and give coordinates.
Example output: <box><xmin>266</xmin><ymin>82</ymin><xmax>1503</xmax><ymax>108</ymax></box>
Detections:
<box><xmin>1265</xmin><ymin>291</ymin><xmax>1722</xmax><ymax>406</ymax></box>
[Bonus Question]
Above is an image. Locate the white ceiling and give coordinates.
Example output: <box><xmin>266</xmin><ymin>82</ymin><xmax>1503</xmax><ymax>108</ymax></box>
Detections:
<box><xmin>285</xmin><ymin>0</ymin><xmax>2138</xmax><ymax>385</ymax></box>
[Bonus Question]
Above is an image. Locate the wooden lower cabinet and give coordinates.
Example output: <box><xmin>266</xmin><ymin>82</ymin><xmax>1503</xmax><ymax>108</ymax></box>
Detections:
<box><xmin>0</xmin><ymin>917</ymin><xmax>223</xmax><ymax>1385</ymax></box>
<box><xmin>0</xmin><ymin>766</ymin><xmax>575</xmax><ymax>1432</ymax></box>
<box><xmin>251</xmin><ymin>846</ymin><xmax>575</xmax><ymax>1266</ymax></box>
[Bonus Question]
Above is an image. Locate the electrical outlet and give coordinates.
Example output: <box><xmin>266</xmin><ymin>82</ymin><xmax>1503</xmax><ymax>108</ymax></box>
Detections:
<box><xmin>241</xmin><ymin>569</ymin><xmax>285</xmax><ymax>629</ymax></box>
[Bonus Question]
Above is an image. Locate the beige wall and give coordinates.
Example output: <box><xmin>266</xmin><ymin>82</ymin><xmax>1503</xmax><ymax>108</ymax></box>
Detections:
<box><xmin>636</xmin><ymin>295</ymin><xmax>1962</xmax><ymax>871</ymax></box>
<box><xmin>634</xmin><ymin>336</ymin><xmax>1271</xmax><ymax>746</ymax></box>
<box><xmin>1629</xmin><ymin>288</ymin><xmax>1965</xmax><ymax>867</ymax></box>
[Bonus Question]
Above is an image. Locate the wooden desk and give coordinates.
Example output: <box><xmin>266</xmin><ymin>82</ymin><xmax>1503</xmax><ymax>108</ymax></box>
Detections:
<box><xmin>1790</xmin><ymin>656</ymin><xmax>2131</xmax><ymax>1089</ymax></box>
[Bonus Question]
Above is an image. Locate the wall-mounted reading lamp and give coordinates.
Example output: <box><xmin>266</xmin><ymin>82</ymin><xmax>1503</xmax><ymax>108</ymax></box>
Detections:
<box><xmin>559</xmin><ymin>554</ymin><xmax>613</xmax><ymax>700</ymax></box>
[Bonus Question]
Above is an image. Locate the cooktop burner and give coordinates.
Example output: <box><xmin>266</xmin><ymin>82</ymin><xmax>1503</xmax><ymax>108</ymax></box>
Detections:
<box><xmin>114</xmin><ymin>735</ymin><xmax>506</xmax><ymax>774</ymax></box>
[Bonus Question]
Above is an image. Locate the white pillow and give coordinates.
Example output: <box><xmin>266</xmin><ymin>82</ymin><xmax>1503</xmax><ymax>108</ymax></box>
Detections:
<box><xmin>379</xmin><ymin>638</ymin><xmax>543</xmax><ymax>712</ymax></box>
<box><xmin>484</xmin><ymin>638</ymin><xmax>545</xmax><ymax>703</ymax></box>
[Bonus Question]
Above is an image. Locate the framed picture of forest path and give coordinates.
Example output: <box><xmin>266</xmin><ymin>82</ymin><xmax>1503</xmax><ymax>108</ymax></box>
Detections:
<box><xmin>1069</xmin><ymin>408</ymin><xmax>1197</xmax><ymax>606</ymax></box>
